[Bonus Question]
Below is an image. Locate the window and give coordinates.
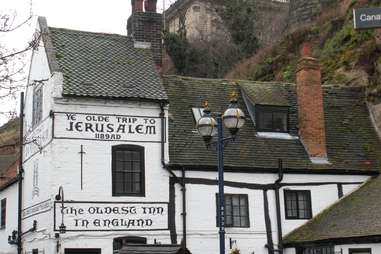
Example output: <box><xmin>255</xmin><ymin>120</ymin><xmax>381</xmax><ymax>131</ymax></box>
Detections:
<box><xmin>255</xmin><ymin>105</ymin><xmax>289</xmax><ymax>132</ymax></box>
<box><xmin>297</xmin><ymin>246</ymin><xmax>334</xmax><ymax>254</ymax></box>
<box><xmin>216</xmin><ymin>194</ymin><xmax>249</xmax><ymax>228</ymax></box>
<box><xmin>192</xmin><ymin>5</ymin><xmax>201</xmax><ymax>12</ymax></box>
<box><xmin>349</xmin><ymin>249</ymin><xmax>372</xmax><ymax>254</ymax></box>
<box><xmin>112</xmin><ymin>145</ymin><xmax>145</xmax><ymax>196</ymax></box>
<box><xmin>1</xmin><ymin>198</ymin><xmax>6</xmax><ymax>228</ymax></box>
<box><xmin>32</xmin><ymin>249</ymin><xmax>39</xmax><ymax>254</ymax></box>
<box><xmin>32</xmin><ymin>86</ymin><xmax>43</xmax><ymax>127</ymax></box>
<box><xmin>284</xmin><ymin>190</ymin><xmax>312</xmax><ymax>219</ymax></box>
<box><xmin>113</xmin><ymin>236</ymin><xmax>147</xmax><ymax>252</ymax></box>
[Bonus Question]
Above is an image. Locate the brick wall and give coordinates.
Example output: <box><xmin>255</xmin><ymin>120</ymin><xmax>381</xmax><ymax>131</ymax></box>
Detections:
<box><xmin>296</xmin><ymin>46</ymin><xmax>327</xmax><ymax>158</ymax></box>
<box><xmin>127</xmin><ymin>11</ymin><xmax>163</xmax><ymax>66</ymax></box>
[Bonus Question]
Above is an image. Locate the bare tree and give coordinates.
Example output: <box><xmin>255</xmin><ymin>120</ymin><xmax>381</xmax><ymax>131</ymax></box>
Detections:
<box><xmin>0</xmin><ymin>5</ymin><xmax>40</xmax><ymax>122</ymax></box>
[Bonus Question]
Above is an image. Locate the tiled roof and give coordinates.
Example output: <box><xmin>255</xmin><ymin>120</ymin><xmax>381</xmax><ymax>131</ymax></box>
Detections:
<box><xmin>120</xmin><ymin>245</ymin><xmax>191</xmax><ymax>254</ymax></box>
<box><xmin>163</xmin><ymin>75</ymin><xmax>381</xmax><ymax>172</ymax></box>
<box><xmin>283</xmin><ymin>175</ymin><xmax>381</xmax><ymax>244</ymax></box>
<box><xmin>47</xmin><ymin>26</ymin><xmax>167</xmax><ymax>101</ymax></box>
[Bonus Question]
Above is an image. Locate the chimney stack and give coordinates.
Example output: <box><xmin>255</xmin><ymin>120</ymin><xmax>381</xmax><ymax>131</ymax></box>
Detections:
<box><xmin>127</xmin><ymin>0</ymin><xmax>163</xmax><ymax>67</ymax></box>
<box><xmin>296</xmin><ymin>43</ymin><xmax>328</xmax><ymax>162</ymax></box>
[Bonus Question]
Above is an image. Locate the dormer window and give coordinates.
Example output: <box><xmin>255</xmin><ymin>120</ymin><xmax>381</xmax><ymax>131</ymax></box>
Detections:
<box><xmin>255</xmin><ymin>105</ymin><xmax>289</xmax><ymax>132</ymax></box>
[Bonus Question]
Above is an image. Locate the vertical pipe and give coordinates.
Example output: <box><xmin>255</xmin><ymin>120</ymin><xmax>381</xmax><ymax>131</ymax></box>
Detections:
<box><xmin>181</xmin><ymin>168</ymin><xmax>187</xmax><ymax>247</ymax></box>
<box><xmin>17</xmin><ymin>92</ymin><xmax>24</xmax><ymax>254</ymax></box>
<box><xmin>217</xmin><ymin>116</ymin><xmax>225</xmax><ymax>254</ymax></box>
<box><xmin>275</xmin><ymin>159</ymin><xmax>284</xmax><ymax>254</ymax></box>
<box><xmin>263</xmin><ymin>190</ymin><xmax>274</xmax><ymax>254</ymax></box>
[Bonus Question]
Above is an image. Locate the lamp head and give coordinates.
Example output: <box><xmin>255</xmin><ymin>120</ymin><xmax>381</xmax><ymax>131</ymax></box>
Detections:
<box><xmin>196</xmin><ymin>103</ymin><xmax>217</xmax><ymax>143</ymax></box>
<box><xmin>222</xmin><ymin>94</ymin><xmax>245</xmax><ymax>137</ymax></box>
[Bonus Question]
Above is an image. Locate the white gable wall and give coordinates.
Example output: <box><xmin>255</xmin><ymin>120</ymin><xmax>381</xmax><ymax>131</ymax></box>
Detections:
<box><xmin>0</xmin><ymin>183</ymin><xmax>18</xmax><ymax>254</ymax></box>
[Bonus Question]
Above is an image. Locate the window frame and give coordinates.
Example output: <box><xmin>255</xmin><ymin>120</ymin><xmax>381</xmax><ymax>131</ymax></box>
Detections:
<box><xmin>216</xmin><ymin>193</ymin><xmax>250</xmax><ymax>228</ymax></box>
<box><xmin>1</xmin><ymin>198</ymin><xmax>6</xmax><ymax>229</ymax></box>
<box><xmin>32</xmin><ymin>85</ymin><xmax>43</xmax><ymax>128</ymax></box>
<box><xmin>112</xmin><ymin>145</ymin><xmax>145</xmax><ymax>197</ymax></box>
<box><xmin>349</xmin><ymin>249</ymin><xmax>372</xmax><ymax>254</ymax></box>
<box><xmin>255</xmin><ymin>104</ymin><xmax>290</xmax><ymax>133</ymax></box>
<box><xmin>284</xmin><ymin>190</ymin><xmax>312</xmax><ymax>220</ymax></box>
<box><xmin>296</xmin><ymin>246</ymin><xmax>335</xmax><ymax>254</ymax></box>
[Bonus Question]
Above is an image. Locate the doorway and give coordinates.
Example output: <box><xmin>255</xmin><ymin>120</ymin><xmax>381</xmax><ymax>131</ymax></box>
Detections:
<box><xmin>64</xmin><ymin>249</ymin><xmax>101</xmax><ymax>254</ymax></box>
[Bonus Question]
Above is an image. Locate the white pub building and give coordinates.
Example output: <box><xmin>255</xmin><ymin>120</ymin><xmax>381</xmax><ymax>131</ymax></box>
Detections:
<box><xmin>2</xmin><ymin>1</ymin><xmax>381</xmax><ymax>254</ymax></box>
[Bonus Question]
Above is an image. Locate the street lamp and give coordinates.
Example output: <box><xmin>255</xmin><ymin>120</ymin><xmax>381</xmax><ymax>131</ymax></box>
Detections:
<box><xmin>55</xmin><ymin>186</ymin><xmax>66</xmax><ymax>234</ymax></box>
<box><xmin>196</xmin><ymin>92</ymin><xmax>245</xmax><ymax>254</ymax></box>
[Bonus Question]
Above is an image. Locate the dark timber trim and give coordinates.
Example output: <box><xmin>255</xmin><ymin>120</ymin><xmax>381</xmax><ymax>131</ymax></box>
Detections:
<box><xmin>169</xmin><ymin>177</ymin><xmax>177</xmax><ymax>244</ymax></box>
<box><xmin>337</xmin><ymin>183</ymin><xmax>344</xmax><ymax>198</ymax></box>
<box><xmin>263</xmin><ymin>190</ymin><xmax>274</xmax><ymax>254</ymax></box>
<box><xmin>181</xmin><ymin>177</ymin><xmax>364</xmax><ymax>191</ymax></box>
<box><xmin>168</xmin><ymin>164</ymin><xmax>378</xmax><ymax>176</ymax></box>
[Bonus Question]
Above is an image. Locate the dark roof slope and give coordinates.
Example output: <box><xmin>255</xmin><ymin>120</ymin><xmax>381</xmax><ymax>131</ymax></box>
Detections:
<box><xmin>46</xmin><ymin>26</ymin><xmax>167</xmax><ymax>101</ymax></box>
<box><xmin>283</xmin><ymin>175</ymin><xmax>381</xmax><ymax>245</ymax></box>
<box><xmin>163</xmin><ymin>75</ymin><xmax>381</xmax><ymax>173</ymax></box>
<box><xmin>120</xmin><ymin>245</ymin><xmax>191</xmax><ymax>254</ymax></box>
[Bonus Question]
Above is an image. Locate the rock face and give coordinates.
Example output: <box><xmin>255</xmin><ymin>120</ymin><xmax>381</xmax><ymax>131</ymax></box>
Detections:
<box><xmin>288</xmin><ymin>0</ymin><xmax>322</xmax><ymax>32</ymax></box>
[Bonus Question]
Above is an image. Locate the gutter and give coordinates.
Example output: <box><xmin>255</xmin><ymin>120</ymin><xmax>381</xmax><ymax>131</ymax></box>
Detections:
<box><xmin>159</xmin><ymin>103</ymin><xmax>186</xmax><ymax>246</ymax></box>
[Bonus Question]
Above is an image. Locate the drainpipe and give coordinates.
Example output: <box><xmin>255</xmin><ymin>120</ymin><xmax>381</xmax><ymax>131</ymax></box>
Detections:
<box><xmin>159</xmin><ymin>103</ymin><xmax>187</xmax><ymax>245</ymax></box>
<box><xmin>17</xmin><ymin>92</ymin><xmax>24</xmax><ymax>254</ymax></box>
<box><xmin>274</xmin><ymin>159</ymin><xmax>284</xmax><ymax>254</ymax></box>
<box><xmin>160</xmin><ymin>103</ymin><xmax>180</xmax><ymax>182</ymax></box>
<box><xmin>181</xmin><ymin>168</ymin><xmax>187</xmax><ymax>247</ymax></box>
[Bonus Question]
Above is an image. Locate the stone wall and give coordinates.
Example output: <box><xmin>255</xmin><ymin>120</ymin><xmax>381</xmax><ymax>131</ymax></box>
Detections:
<box><xmin>288</xmin><ymin>0</ymin><xmax>322</xmax><ymax>32</ymax></box>
<box><xmin>254</xmin><ymin>0</ymin><xmax>290</xmax><ymax>46</ymax></box>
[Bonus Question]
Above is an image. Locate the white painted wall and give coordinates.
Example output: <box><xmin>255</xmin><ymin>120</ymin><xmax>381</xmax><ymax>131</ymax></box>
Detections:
<box><xmin>173</xmin><ymin>171</ymin><xmax>368</xmax><ymax>254</ymax></box>
<box><xmin>0</xmin><ymin>183</ymin><xmax>18</xmax><ymax>254</ymax></box>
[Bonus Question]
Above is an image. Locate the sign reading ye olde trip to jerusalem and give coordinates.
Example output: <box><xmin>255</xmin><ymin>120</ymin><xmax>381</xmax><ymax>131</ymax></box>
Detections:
<box><xmin>53</xmin><ymin>112</ymin><xmax>162</xmax><ymax>142</ymax></box>
<box><xmin>54</xmin><ymin>202</ymin><xmax>169</xmax><ymax>231</ymax></box>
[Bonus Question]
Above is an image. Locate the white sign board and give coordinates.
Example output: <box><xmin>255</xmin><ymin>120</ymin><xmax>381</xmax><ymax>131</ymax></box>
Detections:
<box><xmin>53</xmin><ymin>112</ymin><xmax>162</xmax><ymax>143</ymax></box>
<box><xmin>24</xmin><ymin>118</ymin><xmax>53</xmax><ymax>161</ymax></box>
<box><xmin>22</xmin><ymin>199</ymin><xmax>52</xmax><ymax>220</ymax></box>
<box><xmin>54</xmin><ymin>202</ymin><xmax>169</xmax><ymax>231</ymax></box>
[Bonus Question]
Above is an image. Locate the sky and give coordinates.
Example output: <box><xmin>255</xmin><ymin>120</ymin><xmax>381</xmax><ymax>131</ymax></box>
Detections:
<box><xmin>0</xmin><ymin>0</ymin><xmax>174</xmax><ymax>125</ymax></box>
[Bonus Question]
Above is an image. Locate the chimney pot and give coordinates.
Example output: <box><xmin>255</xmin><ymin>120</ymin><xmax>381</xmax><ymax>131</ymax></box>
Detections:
<box><xmin>145</xmin><ymin>0</ymin><xmax>157</xmax><ymax>12</ymax></box>
<box><xmin>300</xmin><ymin>42</ymin><xmax>312</xmax><ymax>58</ymax></box>
<box><xmin>296</xmin><ymin>51</ymin><xmax>328</xmax><ymax>161</ymax></box>
<box><xmin>132</xmin><ymin>0</ymin><xmax>144</xmax><ymax>12</ymax></box>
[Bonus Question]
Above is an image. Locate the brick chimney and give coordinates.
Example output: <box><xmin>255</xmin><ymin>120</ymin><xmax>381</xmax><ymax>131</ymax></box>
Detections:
<box><xmin>296</xmin><ymin>43</ymin><xmax>328</xmax><ymax>162</ymax></box>
<box><xmin>127</xmin><ymin>0</ymin><xmax>163</xmax><ymax>67</ymax></box>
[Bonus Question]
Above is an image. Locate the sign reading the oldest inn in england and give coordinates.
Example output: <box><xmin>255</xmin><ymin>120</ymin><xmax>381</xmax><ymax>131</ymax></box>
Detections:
<box><xmin>54</xmin><ymin>202</ymin><xmax>169</xmax><ymax>231</ymax></box>
<box><xmin>53</xmin><ymin>112</ymin><xmax>162</xmax><ymax>142</ymax></box>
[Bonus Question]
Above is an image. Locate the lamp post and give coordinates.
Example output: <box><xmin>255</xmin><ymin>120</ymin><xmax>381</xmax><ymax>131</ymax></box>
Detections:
<box><xmin>196</xmin><ymin>93</ymin><xmax>245</xmax><ymax>254</ymax></box>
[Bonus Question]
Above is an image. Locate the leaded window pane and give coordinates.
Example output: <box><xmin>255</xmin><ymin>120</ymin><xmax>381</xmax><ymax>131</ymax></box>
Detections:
<box><xmin>112</xmin><ymin>146</ymin><xmax>144</xmax><ymax>196</ymax></box>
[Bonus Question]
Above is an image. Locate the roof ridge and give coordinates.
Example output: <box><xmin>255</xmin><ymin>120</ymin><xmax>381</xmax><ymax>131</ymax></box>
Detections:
<box><xmin>48</xmin><ymin>26</ymin><xmax>129</xmax><ymax>39</ymax></box>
